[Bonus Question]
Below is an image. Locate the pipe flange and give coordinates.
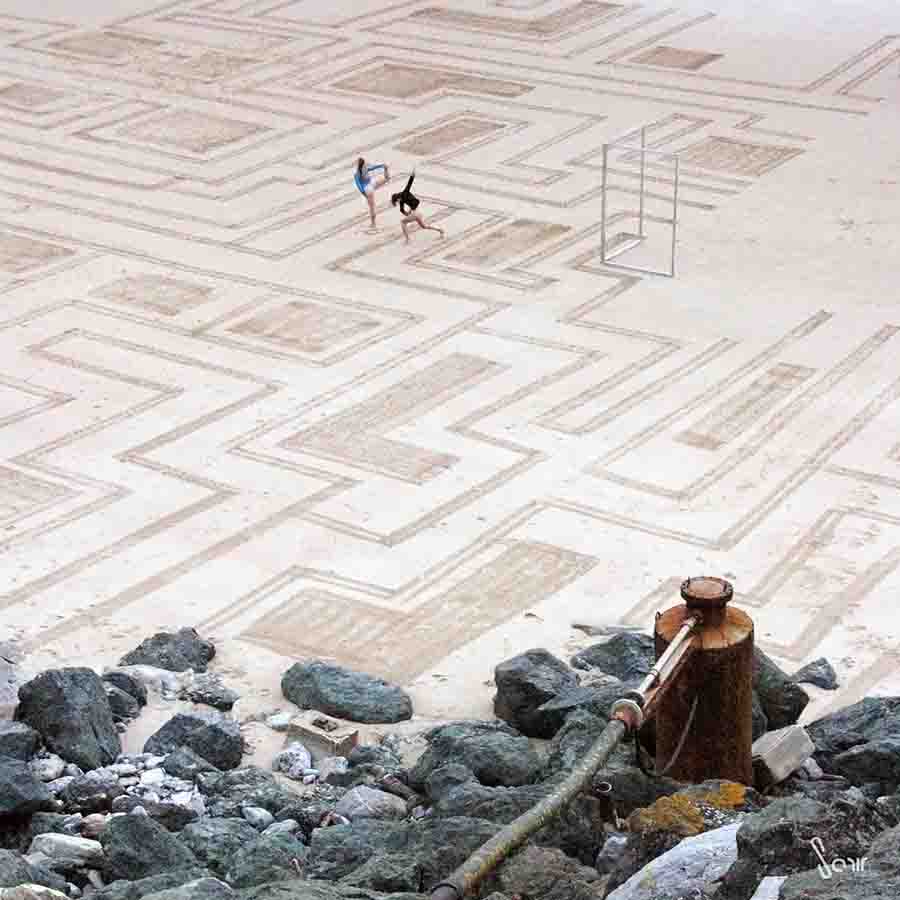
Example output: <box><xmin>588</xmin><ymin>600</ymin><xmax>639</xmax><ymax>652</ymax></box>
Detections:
<box><xmin>610</xmin><ymin>698</ymin><xmax>644</xmax><ymax>733</ymax></box>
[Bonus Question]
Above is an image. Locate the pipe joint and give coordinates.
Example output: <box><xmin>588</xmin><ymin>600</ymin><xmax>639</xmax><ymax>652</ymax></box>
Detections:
<box><xmin>610</xmin><ymin>697</ymin><xmax>644</xmax><ymax>733</ymax></box>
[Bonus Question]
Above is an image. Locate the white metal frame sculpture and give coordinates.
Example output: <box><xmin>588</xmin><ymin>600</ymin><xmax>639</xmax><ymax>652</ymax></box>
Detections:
<box><xmin>600</xmin><ymin>127</ymin><xmax>680</xmax><ymax>277</ymax></box>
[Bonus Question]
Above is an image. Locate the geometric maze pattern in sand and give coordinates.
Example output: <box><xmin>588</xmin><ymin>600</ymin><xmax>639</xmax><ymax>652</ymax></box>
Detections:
<box><xmin>632</xmin><ymin>46</ymin><xmax>723</xmax><ymax>71</ymax></box>
<box><xmin>0</xmin><ymin>0</ymin><xmax>898</xmax><ymax>719</ymax></box>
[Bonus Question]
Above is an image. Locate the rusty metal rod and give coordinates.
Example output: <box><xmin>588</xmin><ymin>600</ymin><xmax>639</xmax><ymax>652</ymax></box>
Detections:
<box><xmin>637</xmin><ymin>614</ymin><xmax>701</xmax><ymax>698</ymax></box>
<box><xmin>430</xmin><ymin>614</ymin><xmax>703</xmax><ymax>900</ymax></box>
<box><xmin>430</xmin><ymin>718</ymin><xmax>627</xmax><ymax>900</ymax></box>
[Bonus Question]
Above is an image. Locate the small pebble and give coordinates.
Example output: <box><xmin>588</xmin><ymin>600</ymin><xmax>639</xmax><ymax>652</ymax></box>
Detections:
<box><xmin>267</xmin><ymin>712</ymin><xmax>292</xmax><ymax>732</ymax></box>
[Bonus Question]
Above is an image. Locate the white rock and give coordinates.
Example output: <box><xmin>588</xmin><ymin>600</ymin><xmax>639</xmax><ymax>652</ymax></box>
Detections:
<box><xmin>63</xmin><ymin>764</ymin><xmax>83</xmax><ymax>778</ymax></box>
<box><xmin>263</xmin><ymin>820</ymin><xmax>299</xmax><ymax>836</ymax></box>
<box><xmin>80</xmin><ymin>814</ymin><xmax>108</xmax><ymax>839</ymax></box>
<box><xmin>170</xmin><ymin>790</ymin><xmax>206</xmax><ymax>816</ymax></box>
<box><xmin>45</xmin><ymin>777</ymin><xmax>75</xmax><ymax>795</ymax></box>
<box><xmin>605</xmin><ymin>822</ymin><xmax>742</xmax><ymax>900</ymax></box>
<box><xmin>108</xmin><ymin>764</ymin><xmax>138</xmax><ymax>777</ymax></box>
<box><xmin>0</xmin><ymin>885</ymin><xmax>71</xmax><ymax>899</ymax></box>
<box><xmin>749</xmin><ymin>876</ymin><xmax>787</xmax><ymax>899</ymax></box>
<box><xmin>800</xmin><ymin>757</ymin><xmax>824</xmax><ymax>780</ymax></box>
<box><xmin>333</xmin><ymin>786</ymin><xmax>407</xmax><ymax>821</ymax></box>
<box><xmin>27</xmin><ymin>835</ymin><xmax>104</xmax><ymax>873</ymax></box>
<box><xmin>596</xmin><ymin>832</ymin><xmax>629</xmax><ymax>873</ymax></box>
<box><xmin>162</xmin><ymin>776</ymin><xmax>194</xmax><ymax>794</ymax></box>
<box><xmin>140</xmin><ymin>768</ymin><xmax>165</xmax><ymax>786</ymax></box>
<box><xmin>317</xmin><ymin>756</ymin><xmax>348</xmax><ymax>782</ymax></box>
<box><xmin>29</xmin><ymin>755</ymin><xmax>67</xmax><ymax>782</ymax></box>
<box><xmin>61</xmin><ymin>815</ymin><xmax>83</xmax><ymax>834</ymax></box>
<box><xmin>266</xmin><ymin>712</ymin><xmax>292</xmax><ymax>732</ymax></box>
<box><xmin>242</xmin><ymin>806</ymin><xmax>275</xmax><ymax>830</ymax></box>
<box><xmin>273</xmin><ymin>742</ymin><xmax>312</xmax><ymax>779</ymax></box>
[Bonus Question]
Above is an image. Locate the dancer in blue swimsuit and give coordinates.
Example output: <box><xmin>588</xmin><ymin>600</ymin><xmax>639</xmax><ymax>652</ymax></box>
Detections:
<box><xmin>354</xmin><ymin>157</ymin><xmax>390</xmax><ymax>229</ymax></box>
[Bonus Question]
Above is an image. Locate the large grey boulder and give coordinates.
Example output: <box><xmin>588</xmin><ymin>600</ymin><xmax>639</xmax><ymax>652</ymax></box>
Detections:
<box><xmin>162</xmin><ymin>746</ymin><xmax>220</xmax><ymax>782</ymax></box>
<box><xmin>832</xmin><ymin>737</ymin><xmax>900</xmax><ymax>792</ymax></box>
<box><xmin>753</xmin><ymin>648</ymin><xmax>809</xmax><ymax>731</ymax></box>
<box><xmin>332</xmin><ymin>786</ymin><xmax>406</xmax><ymax>822</ymax></box>
<box><xmin>0</xmin><ymin>850</ymin><xmax>67</xmax><ymax>893</ymax></box>
<box><xmin>89</xmin><ymin>868</ymin><xmax>210</xmax><ymax>900</ymax></box>
<box><xmin>104</xmin><ymin>685</ymin><xmax>141</xmax><ymax>722</ymax></box>
<box><xmin>100</xmin><ymin>813</ymin><xmax>198</xmax><ymax>881</ymax></box>
<box><xmin>101</xmin><ymin>671</ymin><xmax>147</xmax><ymax>707</ymax></box>
<box><xmin>0</xmin><ymin>722</ymin><xmax>40</xmax><ymax>761</ymax></box>
<box><xmin>304</xmin><ymin>819</ymin><xmax>412</xmax><ymax>882</ymax></box>
<box><xmin>779</xmin><ymin>822</ymin><xmax>900</xmax><ymax>899</ymax></box>
<box><xmin>806</xmin><ymin>696</ymin><xmax>900</xmax><ymax>776</ymax></box>
<box><xmin>281</xmin><ymin>661</ymin><xmax>412</xmax><ymax>724</ymax></box>
<box><xmin>178</xmin><ymin>673</ymin><xmax>238</xmax><ymax>712</ymax></box>
<box><xmin>143</xmin><ymin>878</ymin><xmax>237</xmax><ymax>900</ymax></box>
<box><xmin>225</xmin><ymin>833</ymin><xmax>307</xmax><ymax>888</ymax></box>
<box><xmin>571</xmin><ymin>633</ymin><xmax>656</xmax><ymax>681</ymax></box>
<box><xmin>179</xmin><ymin>818</ymin><xmax>259</xmax><ymax>878</ymax></box>
<box><xmin>495</xmin><ymin>845</ymin><xmax>602</xmax><ymax>900</ymax></box>
<box><xmin>119</xmin><ymin>629</ymin><xmax>215</xmax><ymax>673</ymax></box>
<box><xmin>16</xmin><ymin>668</ymin><xmax>120</xmax><ymax>771</ymax></box>
<box><xmin>716</xmin><ymin>788</ymin><xmax>894</xmax><ymax>900</ymax></box>
<box><xmin>791</xmin><ymin>657</ymin><xmax>839</xmax><ymax>690</ymax></box>
<box><xmin>238</xmin><ymin>883</ymin><xmax>412</xmax><ymax>900</ymax></box>
<box><xmin>141</xmin><ymin>878</ymin><xmax>234</xmax><ymax>900</ymax></box>
<box><xmin>27</xmin><ymin>834</ymin><xmax>104</xmax><ymax>875</ymax></box>
<box><xmin>408</xmin><ymin>721</ymin><xmax>541</xmax><ymax>789</ymax></box>
<box><xmin>144</xmin><ymin>712</ymin><xmax>242</xmax><ymax>770</ymax></box>
<box><xmin>493</xmin><ymin>649</ymin><xmax>579</xmax><ymax>738</ymax></box>
<box><xmin>0</xmin><ymin>756</ymin><xmax>51</xmax><ymax>817</ymax></box>
<box><xmin>305</xmin><ymin>815</ymin><xmax>498</xmax><ymax>888</ymax></box>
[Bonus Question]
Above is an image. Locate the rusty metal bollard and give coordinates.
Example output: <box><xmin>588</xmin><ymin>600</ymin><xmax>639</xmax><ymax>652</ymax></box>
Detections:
<box><xmin>654</xmin><ymin>576</ymin><xmax>754</xmax><ymax>784</ymax></box>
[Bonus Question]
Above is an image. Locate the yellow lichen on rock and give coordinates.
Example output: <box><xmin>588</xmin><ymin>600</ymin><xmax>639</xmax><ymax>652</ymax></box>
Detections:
<box><xmin>695</xmin><ymin>781</ymin><xmax>748</xmax><ymax>810</ymax></box>
<box><xmin>627</xmin><ymin>793</ymin><xmax>705</xmax><ymax>836</ymax></box>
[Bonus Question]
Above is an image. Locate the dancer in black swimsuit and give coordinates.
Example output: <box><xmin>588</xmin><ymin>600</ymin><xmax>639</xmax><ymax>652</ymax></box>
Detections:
<box><xmin>391</xmin><ymin>172</ymin><xmax>444</xmax><ymax>243</ymax></box>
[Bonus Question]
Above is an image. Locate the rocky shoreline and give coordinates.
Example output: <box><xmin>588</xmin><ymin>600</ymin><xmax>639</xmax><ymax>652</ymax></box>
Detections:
<box><xmin>1</xmin><ymin>627</ymin><xmax>897</xmax><ymax>900</ymax></box>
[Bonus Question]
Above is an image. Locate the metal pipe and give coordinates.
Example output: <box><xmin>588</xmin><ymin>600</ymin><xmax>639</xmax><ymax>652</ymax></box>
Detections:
<box><xmin>430</xmin><ymin>719</ymin><xmax>628</xmax><ymax>900</ymax></box>
<box><xmin>636</xmin><ymin>614</ymin><xmax>699</xmax><ymax>699</ymax></box>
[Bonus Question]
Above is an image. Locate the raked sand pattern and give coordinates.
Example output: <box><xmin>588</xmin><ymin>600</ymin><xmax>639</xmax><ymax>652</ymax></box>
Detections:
<box><xmin>0</xmin><ymin>0</ymin><xmax>899</xmax><ymax>723</ymax></box>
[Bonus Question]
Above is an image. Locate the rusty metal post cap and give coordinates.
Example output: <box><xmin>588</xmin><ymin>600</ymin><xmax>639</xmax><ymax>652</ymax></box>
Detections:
<box><xmin>680</xmin><ymin>576</ymin><xmax>733</xmax><ymax>609</ymax></box>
